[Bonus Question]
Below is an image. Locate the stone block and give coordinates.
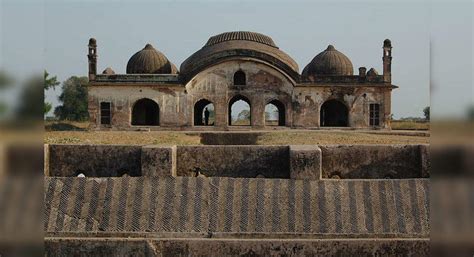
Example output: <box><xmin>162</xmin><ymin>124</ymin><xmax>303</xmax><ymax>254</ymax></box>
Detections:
<box><xmin>141</xmin><ymin>145</ymin><xmax>175</xmax><ymax>177</ymax></box>
<box><xmin>48</xmin><ymin>144</ymin><xmax>142</xmax><ymax>177</ymax></box>
<box><xmin>320</xmin><ymin>144</ymin><xmax>422</xmax><ymax>179</ymax></box>
<box><xmin>419</xmin><ymin>144</ymin><xmax>430</xmax><ymax>178</ymax></box>
<box><xmin>176</xmin><ymin>145</ymin><xmax>289</xmax><ymax>178</ymax></box>
<box><xmin>289</xmin><ymin>145</ymin><xmax>321</xmax><ymax>180</ymax></box>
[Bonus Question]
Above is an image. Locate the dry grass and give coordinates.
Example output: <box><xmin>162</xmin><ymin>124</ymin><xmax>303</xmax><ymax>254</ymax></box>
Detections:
<box><xmin>391</xmin><ymin>120</ymin><xmax>429</xmax><ymax>130</ymax></box>
<box><xmin>44</xmin><ymin>131</ymin><xmax>201</xmax><ymax>145</ymax></box>
<box><xmin>257</xmin><ymin>131</ymin><xmax>429</xmax><ymax>145</ymax></box>
<box><xmin>44</xmin><ymin>126</ymin><xmax>429</xmax><ymax>146</ymax></box>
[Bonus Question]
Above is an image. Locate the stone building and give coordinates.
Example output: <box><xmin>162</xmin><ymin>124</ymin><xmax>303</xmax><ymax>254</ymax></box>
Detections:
<box><xmin>87</xmin><ymin>31</ymin><xmax>396</xmax><ymax>130</ymax></box>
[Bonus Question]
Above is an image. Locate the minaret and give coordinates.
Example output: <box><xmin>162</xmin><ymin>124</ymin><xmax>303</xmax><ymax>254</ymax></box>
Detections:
<box><xmin>382</xmin><ymin>39</ymin><xmax>392</xmax><ymax>83</ymax></box>
<box><xmin>88</xmin><ymin>38</ymin><xmax>97</xmax><ymax>81</ymax></box>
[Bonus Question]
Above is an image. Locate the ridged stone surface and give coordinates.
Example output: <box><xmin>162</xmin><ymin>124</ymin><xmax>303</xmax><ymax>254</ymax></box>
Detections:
<box><xmin>44</xmin><ymin>177</ymin><xmax>429</xmax><ymax>238</ymax></box>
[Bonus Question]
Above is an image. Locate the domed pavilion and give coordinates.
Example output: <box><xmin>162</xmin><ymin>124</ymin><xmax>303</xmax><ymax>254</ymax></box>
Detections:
<box><xmin>86</xmin><ymin>31</ymin><xmax>396</xmax><ymax>130</ymax></box>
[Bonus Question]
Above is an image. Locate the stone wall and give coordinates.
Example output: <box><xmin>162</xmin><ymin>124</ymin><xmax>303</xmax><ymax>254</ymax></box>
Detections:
<box><xmin>292</xmin><ymin>85</ymin><xmax>391</xmax><ymax>128</ymax></box>
<box><xmin>88</xmin><ymin>85</ymin><xmax>187</xmax><ymax>130</ymax></box>
<box><xmin>176</xmin><ymin>145</ymin><xmax>290</xmax><ymax>178</ymax></box>
<box><xmin>48</xmin><ymin>144</ymin><xmax>143</xmax><ymax>177</ymax></box>
<box><xmin>320</xmin><ymin>144</ymin><xmax>429</xmax><ymax>179</ymax></box>
<box><xmin>45</xmin><ymin>144</ymin><xmax>429</xmax><ymax>179</ymax></box>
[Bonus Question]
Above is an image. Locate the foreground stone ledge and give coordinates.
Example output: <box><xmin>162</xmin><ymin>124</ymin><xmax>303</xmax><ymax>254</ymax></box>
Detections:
<box><xmin>45</xmin><ymin>237</ymin><xmax>430</xmax><ymax>257</ymax></box>
<box><xmin>45</xmin><ymin>144</ymin><xmax>430</xmax><ymax>179</ymax></box>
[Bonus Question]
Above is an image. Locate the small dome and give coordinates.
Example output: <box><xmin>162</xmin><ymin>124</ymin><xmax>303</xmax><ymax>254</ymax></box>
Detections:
<box><xmin>367</xmin><ymin>68</ymin><xmax>379</xmax><ymax>76</ymax></box>
<box><xmin>302</xmin><ymin>45</ymin><xmax>354</xmax><ymax>77</ymax></box>
<box><xmin>384</xmin><ymin>39</ymin><xmax>392</xmax><ymax>47</ymax></box>
<box><xmin>102</xmin><ymin>67</ymin><xmax>115</xmax><ymax>75</ymax></box>
<box><xmin>126</xmin><ymin>44</ymin><xmax>177</xmax><ymax>74</ymax></box>
<box><xmin>89</xmin><ymin>38</ymin><xmax>96</xmax><ymax>46</ymax></box>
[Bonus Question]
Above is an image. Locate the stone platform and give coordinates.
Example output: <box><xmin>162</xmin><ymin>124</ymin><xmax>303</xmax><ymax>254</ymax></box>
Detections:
<box><xmin>44</xmin><ymin>177</ymin><xmax>429</xmax><ymax>256</ymax></box>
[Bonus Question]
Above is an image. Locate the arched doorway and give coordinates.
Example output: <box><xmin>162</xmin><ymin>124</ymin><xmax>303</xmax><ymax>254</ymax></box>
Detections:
<box><xmin>233</xmin><ymin>70</ymin><xmax>246</xmax><ymax>85</ymax></box>
<box><xmin>265</xmin><ymin>100</ymin><xmax>285</xmax><ymax>126</ymax></box>
<box><xmin>131</xmin><ymin>98</ymin><xmax>159</xmax><ymax>126</ymax></box>
<box><xmin>194</xmin><ymin>99</ymin><xmax>215</xmax><ymax>126</ymax></box>
<box><xmin>320</xmin><ymin>99</ymin><xmax>348</xmax><ymax>127</ymax></box>
<box><xmin>229</xmin><ymin>95</ymin><xmax>251</xmax><ymax>126</ymax></box>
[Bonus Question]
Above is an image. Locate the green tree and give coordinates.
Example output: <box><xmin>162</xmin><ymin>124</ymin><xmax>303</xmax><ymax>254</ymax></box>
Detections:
<box><xmin>54</xmin><ymin>76</ymin><xmax>89</xmax><ymax>121</ymax></box>
<box><xmin>468</xmin><ymin>105</ymin><xmax>474</xmax><ymax>121</ymax></box>
<box><xmin>237</xmin><ymin>109</ymin><xmax>250</xmax><ymax>121</ymax></box>
<box><xmin>44</xmin><ymin>70</ymin><xmax>60</xmax><ymax>116</ymax></box>
<box><xmin>423</xmin><ymin>106</ymin><xmax>430</xmax><ymax>121</ymax></box>
<box><xmin>44</xmin><ymin>102</ymin><xmax>52</xmax><ymax>115</ymax></box>
<box><xmin>0</xmin><ymin>70</ymin><xmax>13</xmax><ymax>89</ymax></box>
<box><xmin>15</xmin><ymin>74</ymin><xmax>44</xmax><ymax>120</ymax></box>
<box><xmin>0</xmin><ymin>70</ymin><xmax>13</xmax><ymax>115</ymax></box>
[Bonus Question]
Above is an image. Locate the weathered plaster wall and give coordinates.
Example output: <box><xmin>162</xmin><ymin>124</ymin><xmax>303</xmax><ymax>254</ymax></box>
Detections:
<box><xmin>88</xmin><ymin>59</ymin><xmax>393</xmax><ymax>130</ymax></box>
<box><xmin>88</xmin><ymin>84</ymin><xmax>187</xmax><ymax>130</ymax></box>
<box><xmin>185</xmin><ymin>60</ymin><xmax>294</xmax><ymax>128</ymax></box>
<box><xmin>292</xmin><ymin>85</ymin><xmax>390</xmax><ymax>128</ymax></box>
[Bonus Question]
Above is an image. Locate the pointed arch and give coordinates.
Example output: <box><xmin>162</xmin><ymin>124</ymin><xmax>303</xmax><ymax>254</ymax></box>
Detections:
<box><xmin>320</xmin><ymin>99</ymin><xmax>348</xmax><ymax>127</ymax></box>
<box><xmin>131</xmin><ymin>98</ymin><xmax>159</xmax><ymax>126</ymax></box>
<box><xmin>194</xmin><ymin>99</ymin><xmax>215</xmax><ymax>126</ymax></box>
<box><xmin>265</xmin><ymin>99</ymin><xmax>286</xmax><ymax>126</ymax></box>
<box><xmin>228</xmin><ymin>95</ymin><xmax>251</xmax><ymax>126</ymax></box>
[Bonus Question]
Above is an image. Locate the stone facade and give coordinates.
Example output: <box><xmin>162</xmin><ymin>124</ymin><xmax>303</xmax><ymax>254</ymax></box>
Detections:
<box><xmin>87</xmin><ymin>32</ymin><xmax>396</xmax><ymax>130</ymax></box>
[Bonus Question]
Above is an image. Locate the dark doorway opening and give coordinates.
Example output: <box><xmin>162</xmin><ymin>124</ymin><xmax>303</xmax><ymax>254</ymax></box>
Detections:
<box><xmin>233</xmin><ymin>70</ymin><xmax>246</xmax><ymax>85</ymax></box>
<box><xmin>320</xmin><ymin>99</ymin><xmax>348</xmax><ymax>127</ymax></box>
<box><xmin>229</xmin><ymin>95</ymin><xmax>251</xmax><ymax>126</ymax></box>
<box><xmin>265</xmin><ymin>100</ymin><xmax>286</xmax><ymax>126</ymax></box>
<box><xmin>131</xmin><ymin>98</ymin><xmax>159</xmax><ymax>126</ymax></box>
<box><xmin>194</xmin><ymin>99</ymin><xmax>215</xmax><ymax>126</ymax></box>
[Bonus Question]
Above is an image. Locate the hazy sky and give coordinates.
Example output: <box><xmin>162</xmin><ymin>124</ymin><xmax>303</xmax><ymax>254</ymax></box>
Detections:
<box><xmin>1</xmin><ymin>0</ymin><xmax>472</xmax><ymax>119</ymax></box>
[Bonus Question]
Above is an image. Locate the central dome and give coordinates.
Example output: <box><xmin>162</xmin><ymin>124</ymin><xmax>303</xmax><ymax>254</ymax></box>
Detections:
<box><xmin>126</xmin><ymin>44</ymin><xmax>178</xmax><ymax>74</ymax></box>
<box><xmin>180</xmin><ymin>31</ymin><xmax>299</xmax><ymax>83</ymax></box>
<box><xmin>302</xmin><ymin>45</ymin><xmax>353</xmax><ymax>77</ymax></box>
<box><xmin>204</xmin><ymin>31</ymin><xmax>278</xmax><ymax>48</ymax></box>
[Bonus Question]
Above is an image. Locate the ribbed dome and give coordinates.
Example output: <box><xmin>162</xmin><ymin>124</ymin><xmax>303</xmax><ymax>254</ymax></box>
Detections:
<box><xmin>204</xmin><ymin>31</ymin><xmax>277</xmax><ymax>48</ymax></box>
<box><xmin>126</xmin><ymin>44</ymin><xmax>177</xmax><ymax>74</ymax></box>
<box><xmin>180</xmin><ymin>31</ymin><xmax>299</xmax><ymax>83</ymax></box>
<box><xmin>302</xmin><ymin>45</ymin><xmax>353</xmax><ymax>76</ymax></box>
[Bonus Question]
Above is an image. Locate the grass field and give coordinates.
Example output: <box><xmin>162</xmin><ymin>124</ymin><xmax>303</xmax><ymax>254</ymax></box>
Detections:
<box><xmin>391</xmin><ymin>120</ymin><xmax>429</xmax><ymax>130</ymax></box>
<box><xmin>44</xmin><ymin>121</ymin><xmax>429</xmax><ymax>145</ymax></box>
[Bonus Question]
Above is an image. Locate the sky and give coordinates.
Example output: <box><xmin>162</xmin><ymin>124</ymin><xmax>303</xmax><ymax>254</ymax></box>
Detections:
<box><xmin>1</xmin><ymin>0</ymin><xmax>472</xmax><ymax>119</ymax></box>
